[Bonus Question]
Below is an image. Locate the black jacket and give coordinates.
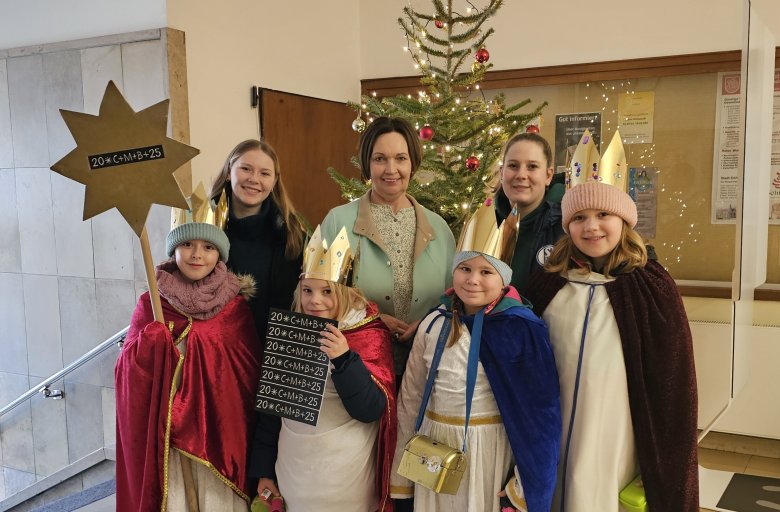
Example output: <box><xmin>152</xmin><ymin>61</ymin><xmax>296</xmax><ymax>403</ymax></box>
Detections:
<box><xmin>225</xmin><ymin>198</ymin><xmax>302</xmax><ymax>342</ymax></box>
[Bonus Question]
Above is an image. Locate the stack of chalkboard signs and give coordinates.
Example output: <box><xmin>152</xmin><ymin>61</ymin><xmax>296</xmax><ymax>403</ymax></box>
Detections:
<box><xmin>254</xmin><ymin>308</ymin><xmax>335</xmax><ymax>426</ymax></box>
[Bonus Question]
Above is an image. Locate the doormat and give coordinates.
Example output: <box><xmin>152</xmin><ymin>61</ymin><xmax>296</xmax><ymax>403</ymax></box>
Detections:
<box><xmin>717</xmin><ymin>473</ymin><xmax>780</xmax><ymax>511</ymax></box>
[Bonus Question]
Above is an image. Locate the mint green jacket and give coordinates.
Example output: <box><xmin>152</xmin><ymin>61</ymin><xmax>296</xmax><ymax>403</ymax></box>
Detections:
<box><xmin>321</xmin><ymin>192</ymin><xmax>455</xmax><ymax>324</ymax></box>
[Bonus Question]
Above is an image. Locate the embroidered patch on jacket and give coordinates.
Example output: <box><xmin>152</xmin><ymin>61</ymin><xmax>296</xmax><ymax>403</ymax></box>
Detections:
<box><xmin>536</xmin><ymin>245</ymin><xmax>554</xmax><ymax>266</ymax></box>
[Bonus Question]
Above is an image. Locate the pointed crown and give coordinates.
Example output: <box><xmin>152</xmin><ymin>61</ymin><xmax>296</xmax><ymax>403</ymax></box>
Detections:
<box><xmin>457</xmin><ymin>199</ymin><xmax>519</xmax><ymax>264</ymax></box>
<box><xmin>170</xmin><ymin>182</ymin><xmax>228</xmax><ymax>230</ymax></box>
<box><xmin>566</xmin><ymin>129</ymin><xmax>628</xmax><ymax>192</ymax></box>
<box><xmin>302</xmin><ymin>225</ymin><xmax>354</xmax><ymax>284</ymax></box>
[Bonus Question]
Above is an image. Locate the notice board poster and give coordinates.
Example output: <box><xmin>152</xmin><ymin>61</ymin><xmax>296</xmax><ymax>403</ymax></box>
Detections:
<box><xmin>554</xmin><ymin>113</ymin><xmax>602</xmax><ymax>173</ymax></box>
<box><xmin>618</xmin><ymin>91</ymin><xmax>655</xmax><ymax>144</ymax></box>
<box><xmin>770</xmin><ymin>71</ymin><xmax>780</xmax><ymax>224</ymax></box>
<box><xmin>254</xmin><ymin>308</ymin><xmax>335</xmax><ymax>426</ymax></box>
<box><xmin>629</xmin><ymin>167</ymin><xmax>658</xmax><ymax>239</ymax></box>
<box><xmin>711</xmin><ymin>72</ymin><xmax>741</xmax><ymax>224</ymax></box>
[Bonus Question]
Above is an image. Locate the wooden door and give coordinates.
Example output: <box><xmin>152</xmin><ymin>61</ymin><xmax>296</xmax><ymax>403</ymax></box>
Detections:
<box><xmin>259</xmin><ymin>89</ymin><xmax>361</xmax><ymax>227</ymax></box>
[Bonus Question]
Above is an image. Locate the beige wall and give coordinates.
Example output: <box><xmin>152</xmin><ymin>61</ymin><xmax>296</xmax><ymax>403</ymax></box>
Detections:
<box><xmin>2</xmin><ymin>0</ymin><xmax>749</xmax><ymax>188</ymax></box>
<box><xmin>358</xmin><ymin>0</ymin><xmax>743</xmax><ymax>79</ymax></box>
<box><xmin>167</xmin><ymin>0</ymin><xmax>361</xmax><ymax>187</ymax></box>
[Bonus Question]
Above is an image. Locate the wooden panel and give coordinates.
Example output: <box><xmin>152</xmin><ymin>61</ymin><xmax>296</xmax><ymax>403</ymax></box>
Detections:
<box><xmin>361</xmin><ymin>49</ymin><xmax>780</xmax><ymax>97</ymax></box>
<box><xmin>678</xmin><ymin>285</ymin><xmax>733</xmax><ymax>299</ymax></box>
<box><xmin>165</xmin><ymin>28</ymin><xmax>193</xmax><ymax>196</ymax></box>
<box><xmin>755</xmin><ymin>288</ymin><xmax>780</xmax><ymax>302</ymax></box>
<box><xmin>260</xmin><ymin>89</ymin><xmax>361</xmax><ymax>227</ymax></box>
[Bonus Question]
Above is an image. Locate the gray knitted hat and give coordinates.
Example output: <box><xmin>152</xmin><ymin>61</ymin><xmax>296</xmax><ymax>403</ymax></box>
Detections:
<box><xmin>166</xmin><ymin>222</ymin><xmax>230</xmax><ymax>262</ymax></box>
<box><xmin>452</xmin><ymin>250</ymin><xmax>513</xmax><ymax>286</ymax></box>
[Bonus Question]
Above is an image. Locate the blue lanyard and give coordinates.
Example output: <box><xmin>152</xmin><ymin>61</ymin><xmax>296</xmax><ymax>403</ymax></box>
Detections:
<box><xmin>414</xmin><ymin>308</ymin><xmax>485</xmax><ymax>453</ymax></box>
<box><xmin>560</xmin><ymin>283</ymin><xmax>600</xmax><ymax>511</ymax></box>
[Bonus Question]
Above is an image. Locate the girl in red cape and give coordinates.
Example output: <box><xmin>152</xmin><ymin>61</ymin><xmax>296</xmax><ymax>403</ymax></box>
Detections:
<box><xmin>249</xmin><ymin>226</ymin><xmax>396</xmax><ymax>512</ymax></box>
<box><xmin>115</xmin><ymin>220</ymin><xmax>260</xmax><ymax>511</ymax></box>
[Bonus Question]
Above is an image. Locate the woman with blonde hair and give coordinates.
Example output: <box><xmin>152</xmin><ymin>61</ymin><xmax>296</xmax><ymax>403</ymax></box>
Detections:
<box><xmin>210</xmin><ymin>139</ymin><xmax>306</xmax><ymax>342</ymax></box>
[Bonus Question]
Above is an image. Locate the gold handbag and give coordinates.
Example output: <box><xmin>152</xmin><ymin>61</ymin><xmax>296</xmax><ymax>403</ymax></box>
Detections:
<box><xmin>397</xmin><ymin>434</ymin><xmax>467</xmax><ymax>495</ymax></box>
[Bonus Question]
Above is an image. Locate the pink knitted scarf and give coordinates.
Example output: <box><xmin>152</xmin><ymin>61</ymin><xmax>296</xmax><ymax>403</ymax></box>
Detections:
<box><xmin>155</xmin><ymin>260</ymin><xmax>241</xmax><ymax>320</ymax></box>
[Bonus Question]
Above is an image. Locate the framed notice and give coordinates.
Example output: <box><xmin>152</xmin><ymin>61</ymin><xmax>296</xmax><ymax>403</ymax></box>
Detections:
<box><xmin>254</xmin><ymin>308</ymin><xmax>335</xmax><ymax>426</ymax></box>
<box><xmin>554</xmin><ymin>113</ymin><xmax>602</xmax><ymax>173</ymax></box>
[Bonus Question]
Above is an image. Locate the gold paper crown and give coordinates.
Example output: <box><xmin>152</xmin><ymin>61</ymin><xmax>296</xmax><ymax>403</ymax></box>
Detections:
<box><xmin>302</xmin><ymin>225</ymin><xmax>354</xmax><ymax>284</ymax></box>
<box><xmin>566</xmin><ymin>129</ymin><xmax>627</xmax><ymax>191</ymax></box>
<box><xmin>457</xmin><ymin>199</ymin><xmax>519</xmax><ymax>264</ymax></box>
<box><xmin>170</xmin><ymin>182</ymin><xmax>228</xmax><ymax>230</ymax></box>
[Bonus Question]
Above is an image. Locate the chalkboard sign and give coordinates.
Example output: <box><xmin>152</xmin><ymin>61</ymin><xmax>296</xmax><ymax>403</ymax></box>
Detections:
<box><xmin>254</xmin><ymin>308</ymin><xmax>335</xmax><ymax>426</ymax></box>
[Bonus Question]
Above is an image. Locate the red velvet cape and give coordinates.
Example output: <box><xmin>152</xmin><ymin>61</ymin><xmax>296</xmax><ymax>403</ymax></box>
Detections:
<box><xmin>115</xmin><ymin>292</ymin><xmax>260</xmax><ymax>511</ymax></box>
<box><xmin>526</xmin><ymin>260</ymin><xmax>699</xmax><ymax>512</ymax></box>
<box><xmin>342</xmin><ymin>302</ymin><xmax>397</xmax><ymax>512</ymax></box>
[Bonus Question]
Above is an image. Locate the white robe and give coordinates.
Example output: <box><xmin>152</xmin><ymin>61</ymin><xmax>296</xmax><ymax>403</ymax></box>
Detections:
<box><xmin>275</xmin><ymin>307</ymin><xmax>380</xmax><ymax>512</ymax></box>
<box><xmin>167</xmin><ymin>449</ymin><xmax>248</xmax><ymax>511</ymax></box>
<box><xmin>391</xmin><ymin>310</ymin><xmax>513</xmax><ymax>512</ymax></box>
<box><xmin>545</xmin><ymin>270</ymin><xmax>638</xmax><ymax>512</ymax></box>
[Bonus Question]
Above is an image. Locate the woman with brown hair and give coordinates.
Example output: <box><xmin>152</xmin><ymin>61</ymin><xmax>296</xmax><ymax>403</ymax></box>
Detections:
<box><xmin>210</xmin><ymin>139</ymin><xmax>305</xmax><ymax>342</ymax></box>
<box><xmin>320</xmin><ymin>116</ymin><xmax>455</xmax><ymax>381</ymax></box>
<box><xmin>493</xmin><ymin>132</ymin><xmax>565</xmax><ymax>293</ymax></box>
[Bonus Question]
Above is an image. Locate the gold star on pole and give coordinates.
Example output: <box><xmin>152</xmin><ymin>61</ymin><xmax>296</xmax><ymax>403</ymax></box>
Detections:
<box><xmin>50</xmin><ymin>81</ymin><xmax>200</xmax><ymax>323</ymax></box>
<box><xmin>51</xmin><ymin>80</ymin><xmax>197</xmax><ymax>236</ymax></box>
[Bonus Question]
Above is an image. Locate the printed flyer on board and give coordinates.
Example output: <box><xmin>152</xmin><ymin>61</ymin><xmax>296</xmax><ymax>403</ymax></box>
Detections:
<box><xmin>711</xmin><ymin>72</ymin><xmax>741</xmax><ymax>224</ymax></box>
<box><xmin>770</xmin><ymin>71</ymin><xmax>780</xmax><ymax>224</ymax></box>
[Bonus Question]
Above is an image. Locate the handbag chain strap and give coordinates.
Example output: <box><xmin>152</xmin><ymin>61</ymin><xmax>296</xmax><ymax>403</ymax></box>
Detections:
<box><xmin>414</xmin><ymin>308</ymin><xmax>485</xmax><ymax>453</ymax></box>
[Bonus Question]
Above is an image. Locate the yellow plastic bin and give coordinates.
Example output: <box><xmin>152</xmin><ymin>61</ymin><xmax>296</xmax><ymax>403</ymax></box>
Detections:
<box><xmin>618</xmin><ymin>475</ymin><xmax>648</xmax><ymax>512</ymax></box>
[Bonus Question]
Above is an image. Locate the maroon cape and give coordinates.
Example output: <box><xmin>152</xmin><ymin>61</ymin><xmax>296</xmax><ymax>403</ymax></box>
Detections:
<box><xmin>115</xmin><ymin>293</ymin><xmax>260</xmax><ymax>512</ymax></box>
<box><xmin>342</xmin><ymin>302</ymin><xmax>397</xmax><ymax>512</ymax></box>
<box><xmin>526</xmin><ymin>260</ymin><xmax>699</xmax><ymax>512</ymax></box>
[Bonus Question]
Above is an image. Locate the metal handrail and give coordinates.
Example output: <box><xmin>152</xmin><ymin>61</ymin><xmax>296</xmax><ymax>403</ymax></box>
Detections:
<box><xmin>0</xmin><ymin>326</ymin><xmax>128</xmax><ymax>419</ymax></box>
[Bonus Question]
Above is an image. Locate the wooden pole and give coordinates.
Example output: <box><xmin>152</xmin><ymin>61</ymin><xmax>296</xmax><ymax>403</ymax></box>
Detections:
<box><xmin>180</xmin><ymin>456</ymin><xmax>201</xmax><ymax>511</ymax></box>
<box><xmin>140</xmin><ymin>226</ymin><xmax>165</xmax><ymax>323</ymax></box>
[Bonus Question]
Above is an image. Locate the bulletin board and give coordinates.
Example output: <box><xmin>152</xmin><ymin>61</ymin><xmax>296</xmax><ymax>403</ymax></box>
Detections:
<box><xmin>362</xmin><ymin>50</ymin><xmax>780</xmax><ymax>291</ymax></box>
<box><xmin>498</xmin><ymin>74</ymin><xmax>739</xmax><ymax>282</ymax></box>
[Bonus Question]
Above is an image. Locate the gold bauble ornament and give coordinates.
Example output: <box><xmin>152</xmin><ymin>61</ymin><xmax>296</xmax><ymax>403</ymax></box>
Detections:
<box><xmin>352</xmin><ymin>116</ymin><xmax>367</xmax><ymax>133</ymax></box>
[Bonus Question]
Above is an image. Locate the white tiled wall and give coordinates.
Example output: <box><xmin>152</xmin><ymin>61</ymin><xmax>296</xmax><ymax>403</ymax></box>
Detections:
<box><xmin>16</xmin><ymin>168</ymin><xmax>57</xmax><ymax>275</ymax></box>
<box><xmin>0</xmin><ymin>170</ymin><xmax>21</xmax><ymax>273</ymax></box>
<box><xmin>0</xmin><ymin>60</ymin><xmax>14</xmax><ymax>167</ymax></box>
<box><xmin>7</xmin><ymin>56</ymin><xmax>48</xmax><ymax>168</ymax></box>
<box><xmin>22</xmin><ymin>274</ymin><xmax>63</xmax><ymax>379</ymax></box>
<box><xmin>0</xmin><ymin>32</ymin><xmax>171</xmax><ymax>502</ymax></box>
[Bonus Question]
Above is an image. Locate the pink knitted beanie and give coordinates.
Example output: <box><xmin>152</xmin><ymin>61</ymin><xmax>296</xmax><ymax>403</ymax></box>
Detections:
<box><xmin>561</xmin><ymin>181</ymin><xmax>637</xmax><ymax>233</ymax></box>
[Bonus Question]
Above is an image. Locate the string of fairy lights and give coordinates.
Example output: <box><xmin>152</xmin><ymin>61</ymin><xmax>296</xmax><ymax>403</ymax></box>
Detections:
<box><xmin>581</xmin><ymin>80</ymin><xmax>701</xmax><ymax>267</ymax></box>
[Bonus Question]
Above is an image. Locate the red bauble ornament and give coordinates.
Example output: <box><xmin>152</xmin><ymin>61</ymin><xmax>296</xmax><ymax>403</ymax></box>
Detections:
<box><xmin>419</xmin><ymin>124</ymin><xmax>434</xmax><ymax>141</ymax></box>
<box><xmin>435</xmin><ymin>20</ymin><xmax>444</xmax><ymax>28</ymax></box>
<box><xmin>475</xmin><ymin>47</ymin><xmax>490</xmax><ymax>64</ymax></box>
<box><xmin>525</xmin><ymin>124</ymin><xmax>540</xmax><ymax>133</ymax></box>
<box><xmin>466</xmin><ymin>156</ymin><xmax>480</xmax><ymax>171</ymax></box>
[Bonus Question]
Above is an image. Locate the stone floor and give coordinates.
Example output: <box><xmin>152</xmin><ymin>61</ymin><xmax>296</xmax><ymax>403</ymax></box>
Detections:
<box><xmin>699</xmin><ymin>432</ymin><xmax>780</xmax><ymax>511</ymax></box>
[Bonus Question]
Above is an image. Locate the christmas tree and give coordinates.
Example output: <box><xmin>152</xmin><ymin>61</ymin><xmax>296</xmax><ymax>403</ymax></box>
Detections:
<box><xmin>328</xmin><ymin>0</ymin><xmax>546</xmax><ymax>236</ymax></box>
